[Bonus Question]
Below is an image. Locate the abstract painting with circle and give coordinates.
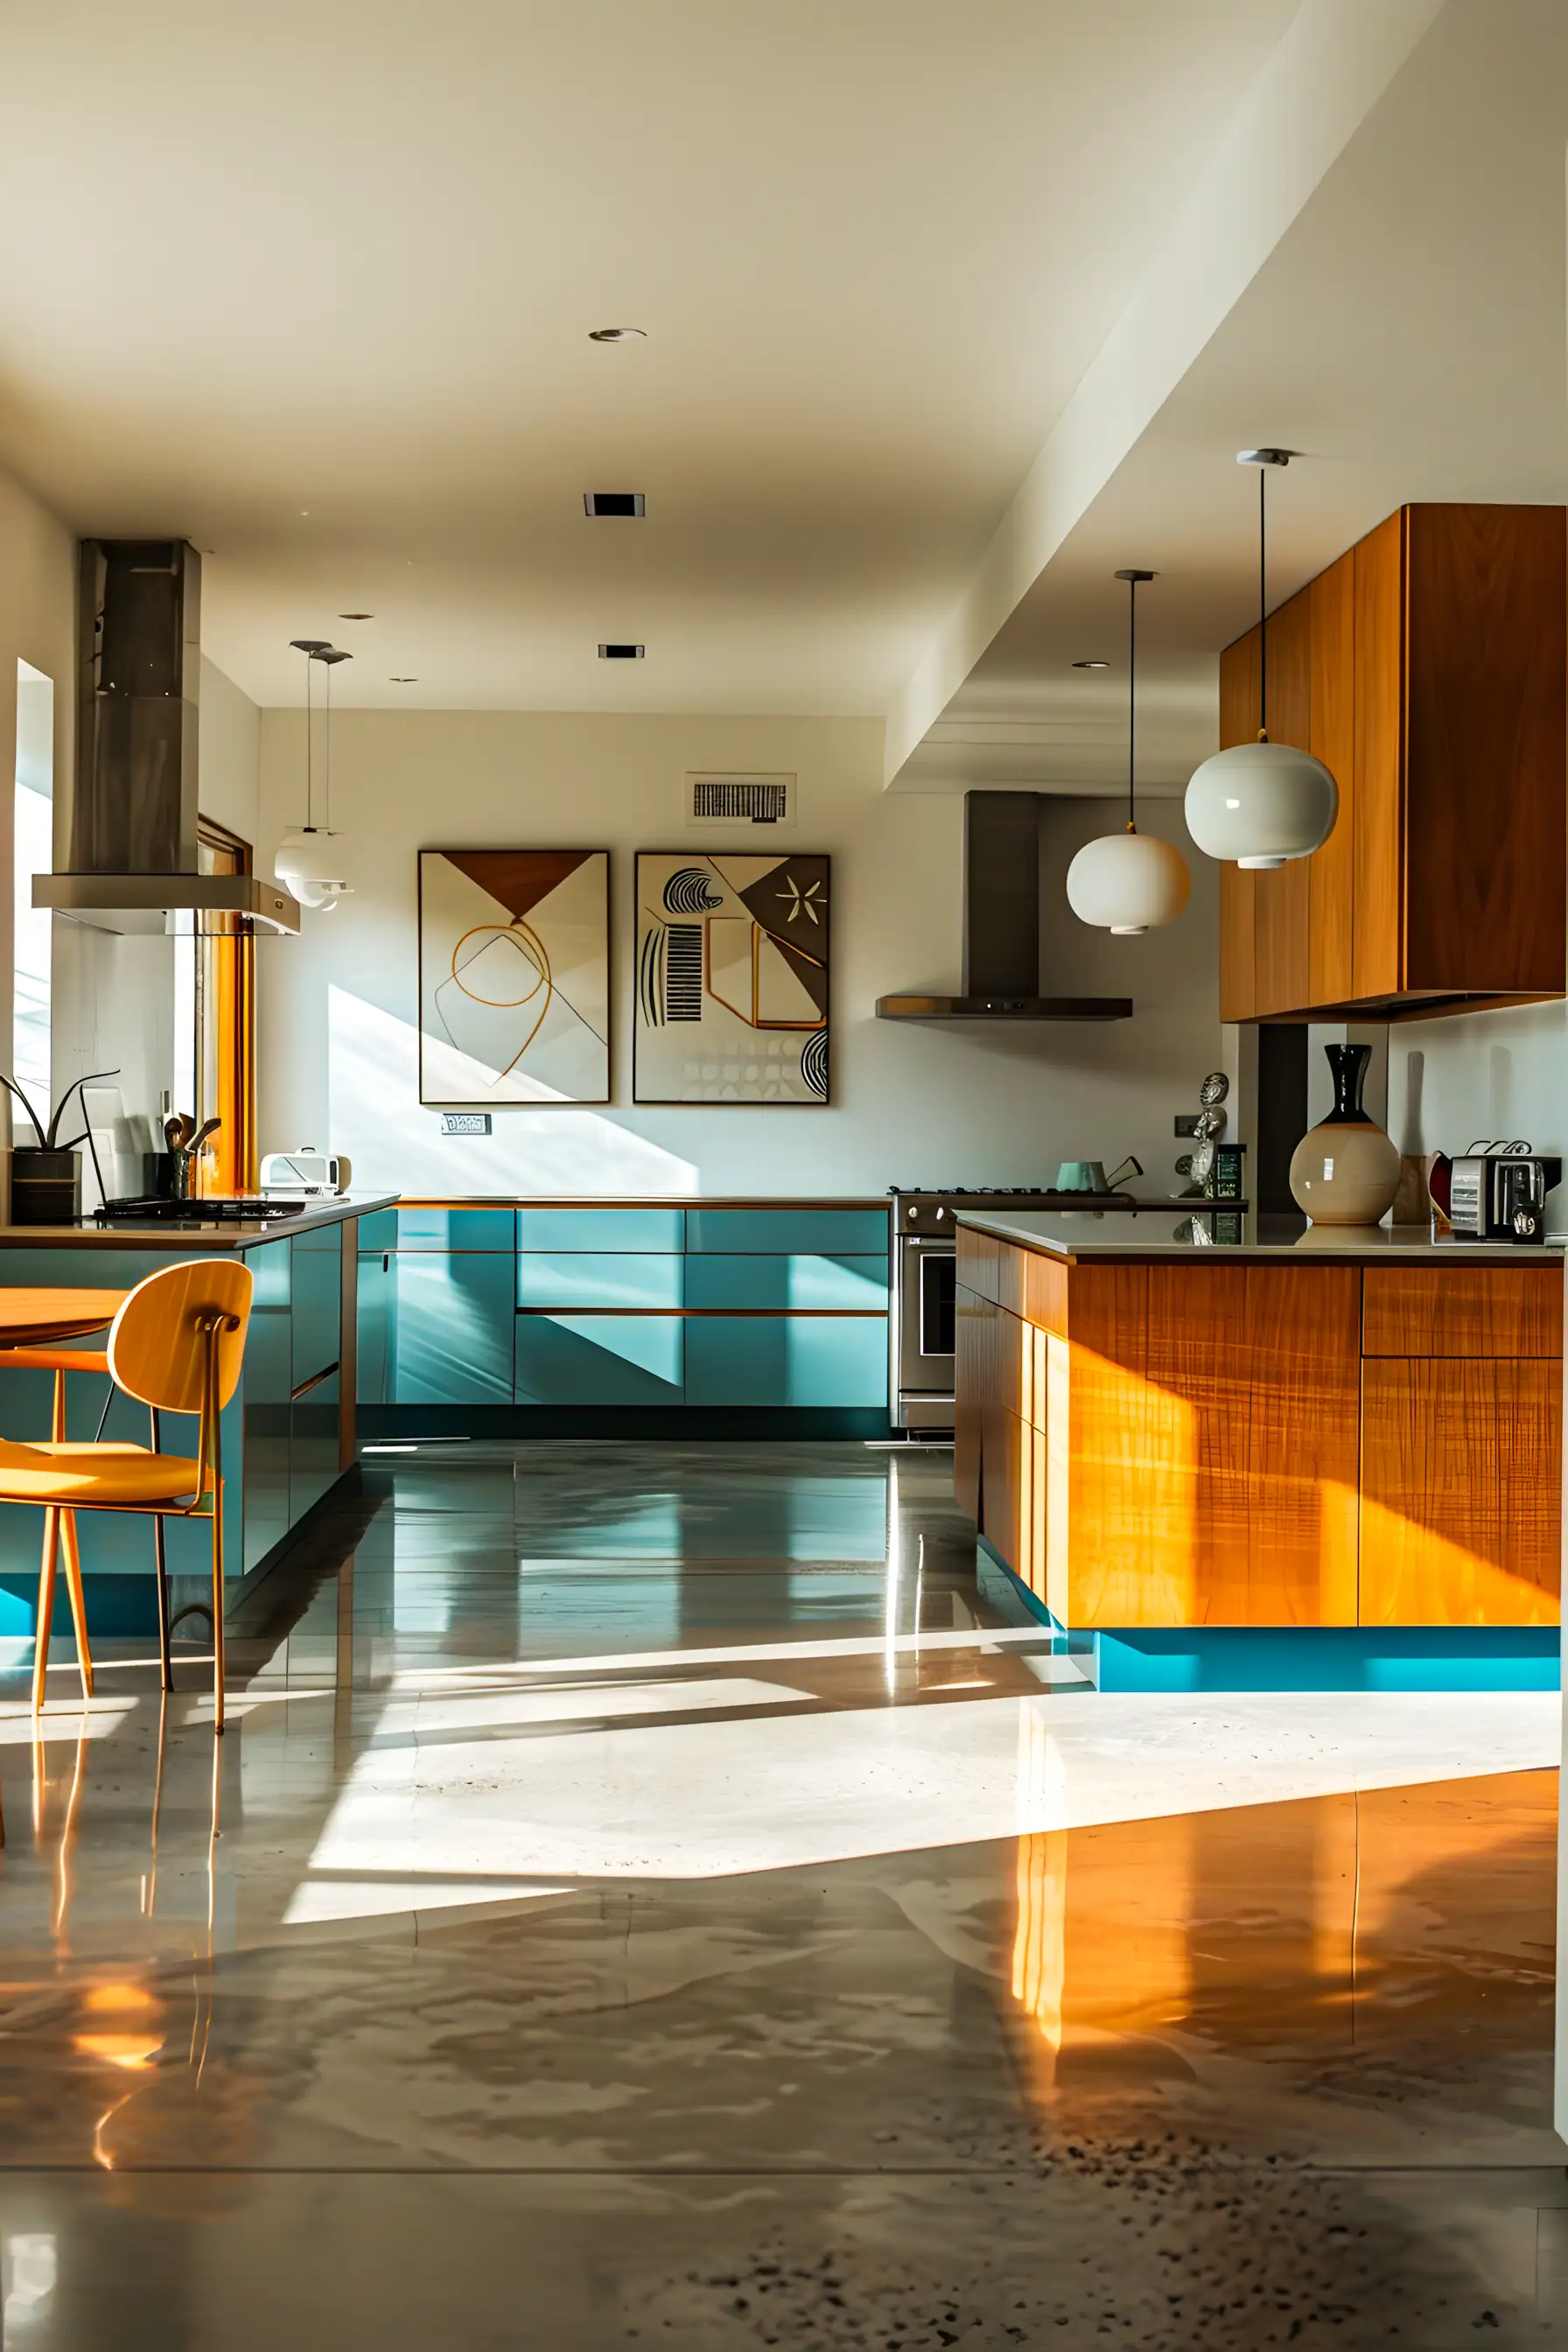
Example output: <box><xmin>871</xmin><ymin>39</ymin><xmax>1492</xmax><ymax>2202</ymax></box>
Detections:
<box><xmin>418</xmin><ymin>850</ymin><xmax>610</xmax><ymax>1104</ymax></box>
<box><xmin>634</xmin><ymin>850</ymin><xmax>829</xmax><ymax>1104</ymax></box>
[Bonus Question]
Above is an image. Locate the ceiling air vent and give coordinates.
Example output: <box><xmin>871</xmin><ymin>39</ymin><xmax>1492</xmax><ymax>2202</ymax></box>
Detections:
<box><xmin>584</xmin><ymin>493</ymin><xmax>646</xmax><ymax>517</ymax></box>
<box><xmin>598</xmin><ymin>642</ymin><xmax>645</xmax><ymax>659</ymax></box>
<box><xmin>683</xmin><ymin>772</ymin><xmax>796</xmax><ymax>830</ymax></box>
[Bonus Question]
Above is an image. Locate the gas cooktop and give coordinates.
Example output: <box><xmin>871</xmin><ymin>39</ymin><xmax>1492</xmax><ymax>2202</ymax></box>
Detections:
<box><xmin>94</xmin><ymin>1195</ymin><xmax>304</xmax><ymax>1226</ymax></box>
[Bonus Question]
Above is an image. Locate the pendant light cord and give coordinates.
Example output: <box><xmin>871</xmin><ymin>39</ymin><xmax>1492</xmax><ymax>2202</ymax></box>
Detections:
<box><xmin>1257</xmin><ymin>462</ymin><xmax>1268</xmax><ymax>742</ymax></box>
<box><xmin>1127</xmin><ymin>571</ymin><xmax>1138</xmax><ymax>833</ymax></box>
<box><xmin>322</xmin><ymin>655</ymin><xmax>332</xmax><ymax>836</ymax></box>
<box><xmin>304</xmin><ymin>649</ymin><xmax>315</xmax><ymax>830</ymax></box>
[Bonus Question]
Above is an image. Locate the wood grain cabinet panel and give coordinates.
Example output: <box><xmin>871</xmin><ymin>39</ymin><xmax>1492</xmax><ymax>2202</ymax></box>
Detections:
<box><xmin>1243</xmin><ymin>1266</ymin><xmax>1360</xmax><ymax>1627</ymax></box>
<box><xmin>1219</xmin><ymin>502</ymin><xmax>1565</xmax><ymax>1021</ymax></box>
<box><xmin>1362</xmin><ymin>1267</ymin><xmax>1563</xmax><ymax>1359</ymax></box>
<box><xmin>1360</xmin><ymin>1358</ymin><xmax>1562</xmax><ymax>1626</ymax></box>
<box><xmin>956</xmin><ymin>1226</ymin><xmax>1000</xmax><ymax>1306</ymax></box>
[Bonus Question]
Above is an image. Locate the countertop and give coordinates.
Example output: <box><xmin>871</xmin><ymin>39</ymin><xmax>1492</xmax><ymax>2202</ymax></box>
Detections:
<box><xmin>0</xmin><ymin>1193</ymin><xmax>401</xmax><ymax>1251</ymax></box>
<box><xmin>954</xmin><ymin>1208</ymin><xmax>1567</xmax><ymax>1265</ymax></box>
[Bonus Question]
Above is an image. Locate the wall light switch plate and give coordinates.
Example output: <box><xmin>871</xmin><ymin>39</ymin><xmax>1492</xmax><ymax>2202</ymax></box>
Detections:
<box><xmin>1174</xmin><ymin>1113</ymin><xmax>1200</xmax><ymax>1138</ymax></box>
<box><xmin>440</xmin><ymin>1112</ymin><xmax>492</xmax><ymax>1137</ymax></box>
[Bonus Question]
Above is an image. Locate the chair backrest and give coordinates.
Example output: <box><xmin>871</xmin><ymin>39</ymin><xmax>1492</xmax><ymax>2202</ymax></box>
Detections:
<box><xmin>107</xmin><ymin>1260</ymin><xmax>255</xmax><ymax>1414</ymax></box>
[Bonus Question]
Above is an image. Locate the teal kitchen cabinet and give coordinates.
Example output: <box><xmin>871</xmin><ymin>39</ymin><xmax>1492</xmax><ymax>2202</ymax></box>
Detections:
<box><xmin>514</xmin><ymin>1314</ymin><xmax>683</xmax><ymax>1406</ymax></box>
<box><xmin>356</xmin><ymin>1244</ymin><xmax>394</xmax><ymax>1406</ymax></box>
<box><xmin>517</xmin><ymin>1207</ymin><xmax>684</xmax><ymax>1254</ymax></box>
<box><xmin>517</xmin><ymin>1253</ymin><xmax>683</xmax><ymax>1311</ymax></box>
<box><xmin>392</xmin><ymin>1250</ymin><xmax>515</xmax><ymax>1405</ymax></box>
<box><xmin>682</xmin><ymin>1254</ymin><xmax>886</xmax><ymax>1312</ymax></box>
<box><xmin>291</xmin><ymin>1370</ymin><xmax>341</xmax><ymax>1522</ymax></box>
<box><xmin>396</xmin><ymin>1208</ymin><xmax>515</xmax><ymax>1253</ymax></box>
<box><xmin>241</xmin><ymin>1302</ymin><xmax>293</xmax><ymax>1573</ymax></box>
<box><xmin>682</xmin><ymin>1315</ymin><xmax>886</xmax><ymax>1408</ymax></box>
<box><xmin>290</xmin><ymin>1226</ymin><xmax>341</xmax><ymax>1392</ymax></box>
<box><xmin>683</xmin><ymin>1208</ymin><xmax>888</xmax><ymax>1257</ymax></box>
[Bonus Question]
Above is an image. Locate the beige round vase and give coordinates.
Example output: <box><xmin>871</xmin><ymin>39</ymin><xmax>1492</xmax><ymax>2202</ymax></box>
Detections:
<box><xmin>1288</xmin><ymin>1042</ymin><xmax>1401</xmax><ymax>1226</ymax></box>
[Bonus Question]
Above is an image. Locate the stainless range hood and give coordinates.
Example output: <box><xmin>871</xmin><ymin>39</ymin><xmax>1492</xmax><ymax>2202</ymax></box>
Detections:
<box><xmin>876</xmin><ymin>791</ymin><xmax>1130</xmax><ymax>1022</ymax></box>
<box><xmin>33</xmin><ymin>540</ymin><xmax>300</xmax><ymax>935</ymax></box>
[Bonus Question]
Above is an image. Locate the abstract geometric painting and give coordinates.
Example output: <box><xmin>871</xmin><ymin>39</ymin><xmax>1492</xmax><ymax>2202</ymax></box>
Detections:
<box><xmin>634</xmin><ymin>851</ymin><xmax>829</xmax><ymax>1103</ymax></box>
<box><xmin>418</xmin><ymin>850</ymin><xmax>610</xmax><ymax>1104</ymax></box>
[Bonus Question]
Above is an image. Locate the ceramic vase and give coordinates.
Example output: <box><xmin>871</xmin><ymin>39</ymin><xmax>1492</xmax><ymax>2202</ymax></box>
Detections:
<box><xmin>1288</xmin><ymin>1043</ymin><xmax>1400</xmax><ymax>1226</ymax></box>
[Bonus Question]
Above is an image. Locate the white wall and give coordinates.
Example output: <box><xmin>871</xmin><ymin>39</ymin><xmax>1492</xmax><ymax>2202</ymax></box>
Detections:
<box><xmin>1389</xmin><ymin>998</ymin><xmax>1568</xmax><ymax>1179</ymax></box>
<box><xmin>256</xmin><ymin>708</ymin><xmax>1221</xmax><ymax>1198</ymax></box>
<box><xmin>198</xmin><ymin>654</ymin><xmax>262</xmax><ymax>846</ymax></box>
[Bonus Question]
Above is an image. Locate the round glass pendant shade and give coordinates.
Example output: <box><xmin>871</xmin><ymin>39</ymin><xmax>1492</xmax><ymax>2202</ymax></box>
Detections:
<box><xmin>1065</xmin><ymin>829</ymin><xmax>1191</xmax><ymax>935</ymax></box>
<box><xmin>1184</xmin><ymin>739</ymin><xmax>1338</xmax><ymax>871</ymax></box>
<box><xmin>275</xmin><ymin>829</ymin><xmax>353</xmax><ymax>911</ymax></box>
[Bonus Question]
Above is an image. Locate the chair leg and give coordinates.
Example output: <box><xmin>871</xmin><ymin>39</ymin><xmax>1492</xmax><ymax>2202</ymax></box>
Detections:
<box><xmin>211</xmin><ymin>1502</ymin><xmax>226</xmax><ymax>1737</ymax></box>
<box><xmin>60</xmin><ymin>1513</ymin><xmax>94</xmax><ymax>1703</ymax></box>
<box><xmin>153</xmin><ymin>1514</ymin><xmax>173</xmax><ymax>1694</ymax></box>
<box><xmin>32</xmin><ymin>1508</ymin><xmax>60</xmax><ymax>1715</ymax></box>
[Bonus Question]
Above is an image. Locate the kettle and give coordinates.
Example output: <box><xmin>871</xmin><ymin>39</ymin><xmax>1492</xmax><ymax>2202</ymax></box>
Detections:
<box><xmin>1054</xmin><ymin>1156</ymin><xmax>1143</xmax><ymax>1195</ymax></box>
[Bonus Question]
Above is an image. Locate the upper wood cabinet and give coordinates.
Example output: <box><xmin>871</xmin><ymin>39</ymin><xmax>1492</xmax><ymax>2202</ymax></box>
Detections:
<box><xmin>1219</xmin><ymin>504</ymin><xmax>1566</xmax><ymax>1022</ymax></box>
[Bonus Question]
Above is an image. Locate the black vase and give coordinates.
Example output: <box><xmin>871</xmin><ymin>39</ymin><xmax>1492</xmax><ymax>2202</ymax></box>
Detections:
<box><xmin>10</xmin><ymin>1147</ymin><xmax>81</xmax><ymax>1226</ymax></box>
<box><xmin>1321</xmin><ymin>1040</ymin><xmax>1372</xmax><ymax>1124</ymax></box>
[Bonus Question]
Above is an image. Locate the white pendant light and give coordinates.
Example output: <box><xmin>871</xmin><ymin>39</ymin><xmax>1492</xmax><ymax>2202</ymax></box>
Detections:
<box><xmin>1185</xmin><ymin>450</ymin><xmax>1338</xmax><ymax>871</ymax></box>
<box><xmin>1066</xmin><ymin>568</ymin><xmax>1191</xmax><ymax>935</ymax></box>
<box><xmin>276</xmin><ymin>640</ymin><xmax>354</xmax><ymax>911</ymax></box>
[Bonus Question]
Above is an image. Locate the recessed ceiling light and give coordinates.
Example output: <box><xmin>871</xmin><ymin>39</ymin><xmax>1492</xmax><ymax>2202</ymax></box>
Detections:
<box><xmin>1072</xmin><ymin>659</ymin><xmax>1111</xmax><ymax>670</ymax></box>
<box><xmin>339</xmin><ymin>612</ymin><xmax>374</xmax><ymax>620</ymax></box>
<box><xmin>584</xmin><ymin>493</ymin><xmax>646</xmax><ymax>518</ymax></box>
<box><xmin>588</xmin><ymin>326</ymin><xmax>646</xmax><ymax>343</ymax></box>
<box><xmin>598</xmin><ymin>643</ymin><xmax>645</xmax><ymax>660</ymax></box>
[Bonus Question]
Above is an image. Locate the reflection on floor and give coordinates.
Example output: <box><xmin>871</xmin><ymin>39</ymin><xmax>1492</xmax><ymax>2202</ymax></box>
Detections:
<box><xmin>0</xmin><ymin>1440</ymin><xmax>1563</xmax><ymax>2347</ymax></box>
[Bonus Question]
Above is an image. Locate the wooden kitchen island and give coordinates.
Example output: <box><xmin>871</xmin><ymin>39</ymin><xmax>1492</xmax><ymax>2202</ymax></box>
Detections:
<box><xmin>955</xmin><ymin>1211</ymin><xmax>1564</xmax><ymax>1689</ymax></box>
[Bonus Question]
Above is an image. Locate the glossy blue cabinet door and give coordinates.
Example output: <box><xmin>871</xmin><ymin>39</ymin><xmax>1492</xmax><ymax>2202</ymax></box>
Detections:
<box><xmin>392</xmin><ymin>1253</ymin><xmax>515</xmax><ymax>1404</ymax></box>
<box><xmin>683</xmin><ymin>1255</ymin><xmax>888</xmax><ymax>1311</ymax></box>
<box><xmin>242</xmin><ymin>1309</ymin><xmax>292</xmax><ymax>1572</ymax></box>
<box><xmin>396</xmin><ymin>1208</ymin><xmax>517</xmax><ymax>1252</ymax></box>
<box><xmin>514</xmin><ymin>1315</ymin><xmax>682</xmax><ymax>1405</ymax></box>
<box><xmin>683</xmin><ymin>1315</ymin><xmax>886</xmax><ymax>1406</ymax></box>
<box><xmin>291</xmin><ymin>1371</ymin><xmax>341</xmax><ymax>1522</ymax></box>
<box><xmin>290</xmin><ymin>1228</ymin><xmax>341</xmax><ymax>1390</ymax></box>
<box><xmin>684</xmin><ymin>1208</ymin><xmax>889</xmax><ymax>1256</ymax></box>
<box><xmin>356</xmin><ymin>1208</ymin><xmax>398</xmax><ymax>1255</ymax></box>
<box><xmin>518</xmin><ymin>1207</ymin><xmax>685</xmax><ymax>1254</ymax></box>
<box><xmin>517</xmin><ymin>1253</ymin><xmax>683</xmax><ymax>1311</ymax></box>
<box><xmin>356</xmin><ymin>1250</ymin><xmax>392</xmax><ymax>1405</ymax></box>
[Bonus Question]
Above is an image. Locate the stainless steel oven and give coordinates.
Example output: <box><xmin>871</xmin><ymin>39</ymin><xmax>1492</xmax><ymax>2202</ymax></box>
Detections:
<box><xmin>892</xmin><ymin>1228</ymin><xmax>959</xmax><ymax>1429</ymax></box>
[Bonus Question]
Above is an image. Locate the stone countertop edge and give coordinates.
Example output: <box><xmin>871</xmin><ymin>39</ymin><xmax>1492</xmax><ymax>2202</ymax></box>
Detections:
<box><xmin>0</xmin><ymin>1193</ymin><xmax>402</xmax><ymax>1250</ymax></box>
<box><xmin>953</xmin><ymin>1208</ymin><xmax>1567</xmax><ymax>1265</ymax></box>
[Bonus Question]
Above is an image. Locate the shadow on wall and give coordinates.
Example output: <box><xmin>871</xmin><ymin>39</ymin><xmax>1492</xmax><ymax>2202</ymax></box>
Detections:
<box><xmin>328</xmin><ymin>986</ymin><xmax>697</xmax><ymax>1195</ymax></box>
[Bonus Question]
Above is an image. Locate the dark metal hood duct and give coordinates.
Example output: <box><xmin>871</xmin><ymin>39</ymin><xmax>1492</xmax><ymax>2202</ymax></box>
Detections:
<box><xmin>33</xmin><ymin>539</ymin><xmax>299</xmax><ymax>935</ymax></box>
<box><xmin>876</xmin><ymin>791</ymin><xmax>1130</xmax><ymax>1022</ymax></box>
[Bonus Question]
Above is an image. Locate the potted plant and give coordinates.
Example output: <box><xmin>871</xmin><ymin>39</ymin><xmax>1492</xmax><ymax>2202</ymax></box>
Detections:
<box><xmin>1</xmin><ymin>1068</ymin><xmax>118</xmax><ymax>1224</ymax></box>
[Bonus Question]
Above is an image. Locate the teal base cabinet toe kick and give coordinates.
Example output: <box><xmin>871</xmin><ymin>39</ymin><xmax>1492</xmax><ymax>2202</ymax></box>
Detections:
<box><xmin>0</xmin><ymin>1197</ymin><xmax>388</xmax><ymax>1643</ymax></box>
<box><xmin>358</xmin><ymin>1200</ymin><xmax>892</xmax><ymax>1439</ymax></box>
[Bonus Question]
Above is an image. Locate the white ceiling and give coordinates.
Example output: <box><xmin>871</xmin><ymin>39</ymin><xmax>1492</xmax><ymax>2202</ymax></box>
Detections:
<box><xmin>894</xmin><ymin>0</ymin><xmax>1568</xmax><ymax>795</ymax></box>
<box><xmin>0</xmin><ymin>0</ymin><xmax>1297</xmax><ymax>711</ymax></box>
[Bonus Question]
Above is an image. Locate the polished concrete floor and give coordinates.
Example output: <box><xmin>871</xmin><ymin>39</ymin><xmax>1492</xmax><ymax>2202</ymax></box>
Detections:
<box><xmin>0</xmin><ymin>1440</ymin><xmax>1564</xmax><ymax>2348</ymax></box>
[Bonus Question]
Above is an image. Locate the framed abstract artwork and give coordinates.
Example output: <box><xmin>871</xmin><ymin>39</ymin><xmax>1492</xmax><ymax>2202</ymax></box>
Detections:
<box><xmin>417</xmin><ymin>850</ymin><xmax>610</xmax><ymax>1105</ymax></box>
<box><xmin>634</xmin><ymin>850</ymin><xmax>829</xmax><ymax>1103</ymax></box>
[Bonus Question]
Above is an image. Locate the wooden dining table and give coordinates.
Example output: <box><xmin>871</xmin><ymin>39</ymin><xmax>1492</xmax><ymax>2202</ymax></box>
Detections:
<box><xmin>0</xmin><ymin>1289</ymin><xmax>130</xmax><ymax>1349</ymax></box>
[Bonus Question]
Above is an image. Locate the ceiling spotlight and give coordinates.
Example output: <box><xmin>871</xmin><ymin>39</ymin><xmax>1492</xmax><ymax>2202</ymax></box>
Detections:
<box><xmin>589</xmin><ymin>326</ymin><xmax>646</xmax><ymax>343</ymax></box>
<box><xmin>339</xmin><ymin>612</ymin><xmax>374</xmax><ymax>621</ymax></box>
<box><xmin>598</xmin><ymin>643</ymin><xmax>645</xmax><ymax>660</ymax></box>
<box><xmin>1072</xmin><ymin>659</ymin><xmax>1110</xmax><ymax>670</ymax></box>
<box><xmin>584</xmin><ymin>493</ymin><xmax>646</xmax><ymax>517</ymax></box>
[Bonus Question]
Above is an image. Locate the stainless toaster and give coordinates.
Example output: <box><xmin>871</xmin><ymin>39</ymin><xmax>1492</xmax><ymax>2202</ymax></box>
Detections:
<box><xmin>1447</xmin><ymin>1144</ymin><xmax>1561</xmax><ymax>1242</ymax></box>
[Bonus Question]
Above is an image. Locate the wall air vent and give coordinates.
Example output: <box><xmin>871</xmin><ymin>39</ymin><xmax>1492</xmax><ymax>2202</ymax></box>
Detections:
<box><xmin>598</xmin><ymin>642</ymin><xmax>645</xmax><ymax>659</ymax></box>
<box><xmin>683</xmin><ymin>772</ymin><xmax>796</xmax><ymax>830</ymax></box>
<box><xmin>584</xmin><ymin>493</ymin><xmax>646</xmax><ymax>517</ymax></box>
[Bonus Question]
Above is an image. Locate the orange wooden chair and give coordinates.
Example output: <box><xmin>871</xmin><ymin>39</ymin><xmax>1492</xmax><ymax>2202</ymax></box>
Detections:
<box><xmin>2</xmin><ymin>1261</ymin><xmax>254</xmax><ymax>1732</ymax></box>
